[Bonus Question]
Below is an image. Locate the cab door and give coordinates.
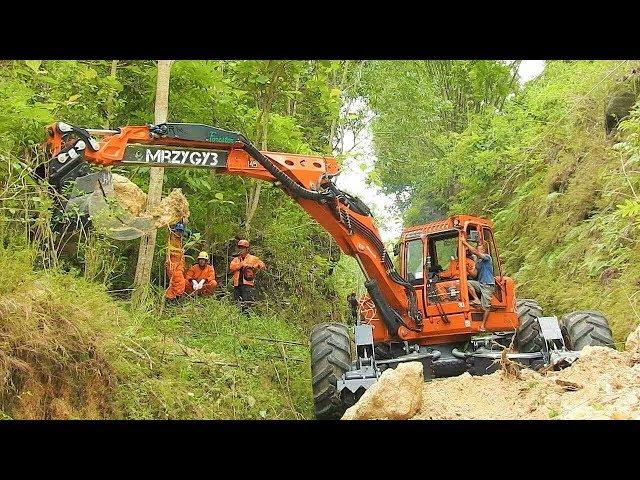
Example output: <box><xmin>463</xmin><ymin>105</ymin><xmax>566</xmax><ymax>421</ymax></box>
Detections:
<box><xmin>402</xmin><ymin>236</ymin><xmax>427</xmax><ymax>315</ymax></box>
<box><xmin>481</xmin><ymin>226</ymin><xmax>507</xmax><ymax>307</ymax></box>
<box><xmin>425</xmin><ymin>231</ymin><xmax>467</xmax><ymax>319</ymax></box>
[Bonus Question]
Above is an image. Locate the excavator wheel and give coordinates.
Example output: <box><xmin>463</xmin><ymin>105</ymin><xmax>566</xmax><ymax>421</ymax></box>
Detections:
<box><xmin>310</xmin><ymin>322</ymin><xmax>352</xmax><ymax>420</ymax></box>
<box><xmin>560</xmin><ymin>311</ymin><xmax>615</xmax><ymax>351</ymax></box>
<box><xmin>515</xmin><ymin>299</ymin><xmax>545</xmax><ymax>353</ymax></box>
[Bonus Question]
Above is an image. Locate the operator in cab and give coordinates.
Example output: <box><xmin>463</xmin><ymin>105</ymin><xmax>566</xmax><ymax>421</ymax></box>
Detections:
<box><xmin>185</xmin><ymin>251</ymin><xmax>218</xmax><ymax>296</ymax></box>
<box><xmin>462</xmin><ymin>236</ymin><xmax>495</xmax><ymax>331</ymax></box>
<box><xmin>229</xmin><ymin>239</ymin><xmax>266</xmax><ymax>315</ymax></box>
<box><xmin>439</xmin><ymin>248</ymin><xmax>477</xmax><ymax>280</ymax></box>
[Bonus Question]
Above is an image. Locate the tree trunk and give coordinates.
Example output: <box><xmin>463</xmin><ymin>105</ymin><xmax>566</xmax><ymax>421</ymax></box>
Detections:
<box><xmin>329</xmin><ymin>60</ymin><xmax>350</xmax><ymax>153</ymax></box>
<box><xmin>499</xmin><ymin>60</ymin><xmax>521</xmax><ymax>110</ymax></box>
<box><xmin>103</xmin><ymin>60</ymin><xmax>119</xmax><ymax>129</ymax></box>
<box><xmin>243</xmin><ymin>61</ymin><xmax>284</xmax><ymax>236</ymax></box>
<box><xmin>291</xmin><ymin>75</ymin><xmax>300</xmax><ymax>118</ymax></box>
<box><xmin>131</xmin><ymin>60</ymin><xmax>172</xmax><ymax>306</ymax></box>
<box><xmin>244</xmin><ymin>123</ymin><xmax>267</xmax><ymax>236</ymax></box>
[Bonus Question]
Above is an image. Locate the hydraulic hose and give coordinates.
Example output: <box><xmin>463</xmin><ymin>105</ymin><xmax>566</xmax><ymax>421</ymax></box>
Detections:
<box><xmin>365</xmin><ymin>279</ymin><xmax>402</xmax><ymax>337</ymax></box>
<box><xmin>242</xmin><ymin>137</ymin><xmax>422</xmax><ymax>332</ymax></box>
<box><xmin>241</xmin><ymin>140</ymin><xmax>329</xmax><ymax>202</ymax></box>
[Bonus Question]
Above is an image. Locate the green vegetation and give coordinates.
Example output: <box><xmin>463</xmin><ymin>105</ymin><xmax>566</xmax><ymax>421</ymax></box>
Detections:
<box><xmin>362</xmin><ymin>60</ymin><xmax>640</xmax><ymax>344</ymax></box>
<box><xmin>0</xmin><ymin>60</ymin><xmax>360</xmax><ymax>418</ymax></box>
<box><xmin>0</xmin><ymin>239</ymin><xmax>314</xmax><ymax>419</ymax></box>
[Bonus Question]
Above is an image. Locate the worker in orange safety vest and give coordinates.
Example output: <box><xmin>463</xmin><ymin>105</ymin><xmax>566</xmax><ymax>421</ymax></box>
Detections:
<box><xmin>165</xmin><ymin>223</ymin><xmax>187</xmax><ymax>301</ymax></box>
<box><xmin>185</xmin><ymin>251</ymin><xmax>218</xmax><ymax>296</ymax></box>
<box><xmin>229</xmin><ymin>239</ymin><xmax>265</xmax><ymax>314</ymax></box>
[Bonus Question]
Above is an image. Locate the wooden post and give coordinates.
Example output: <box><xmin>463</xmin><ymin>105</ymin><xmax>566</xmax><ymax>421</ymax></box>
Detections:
<box><xmin>131</xmin><ymin>60</ymin><xmax>172</xmax><ymax>306</ymax></box>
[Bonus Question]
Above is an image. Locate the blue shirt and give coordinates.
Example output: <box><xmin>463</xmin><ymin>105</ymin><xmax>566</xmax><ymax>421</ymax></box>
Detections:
<box><xmin>476</xmin><ymin>254</ymin><xmax>495</xmax><ymax>285</ymax></box>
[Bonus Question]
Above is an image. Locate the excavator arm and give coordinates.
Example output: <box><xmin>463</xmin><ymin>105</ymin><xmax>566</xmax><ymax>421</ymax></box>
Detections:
<box><xmin>41</xmin><ymin>121</ymin><xmax>423</xmax><ymax>336</ymax></box>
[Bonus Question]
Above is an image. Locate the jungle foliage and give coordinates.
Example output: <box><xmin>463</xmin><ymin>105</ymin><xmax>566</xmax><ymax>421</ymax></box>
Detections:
<box><xmin>361</xmin><ymin>60</ymin><xmax>640</xmax><ymax>344</ymax></box>
<box><xmin>0</xmin><ymin>60</ymin><xmax>361</xmax><ymax>418</ymax></box>
<box><xmin>2</xmin><ymin>59</ymin><xmax>639</xmax><ymax>418</ymax></box>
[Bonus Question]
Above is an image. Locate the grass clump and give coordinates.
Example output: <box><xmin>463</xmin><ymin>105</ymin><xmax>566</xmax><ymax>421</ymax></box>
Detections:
<box><xmin>0</xmin><ymin>242</ymin><xmax>118</xmax><ymax>419</ymax></box>
<box><xmin>112</xmin><ymin>296</ymin><xmax>313</xmax><ymax>419</ymax></box>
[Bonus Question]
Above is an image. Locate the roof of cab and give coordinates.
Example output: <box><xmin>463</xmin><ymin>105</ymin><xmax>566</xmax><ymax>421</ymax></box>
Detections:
<box><xmin>401</xmin><ymin>215</ymin><xmax>494</xmax><ymax>237</ymax></box>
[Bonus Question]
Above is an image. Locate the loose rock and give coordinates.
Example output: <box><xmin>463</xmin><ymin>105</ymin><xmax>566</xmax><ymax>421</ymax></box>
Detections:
<box><xmin>149</xmin><ymin>188</ymin><xmax>190</xmax><ymax>229</ymax></box>
<box><xmin>91</xmin><ymin>174</ymin><xmax>190</xmax><ymax>239</ymax></box>
<box><xmin>342</xmin><ymin>362</ymin><xmax>424</xmax><ymax>420</ymax></box>
<box><xmin>111</xmin><ymin>173</ymin><xmax>147</xmax><ymax>217</ymax></box>
<box><xmin>344</xmin><ymin>325</ymin><xmax>640</xmax><ymax>420</ymax></box>
<box><xmin>626</xmin><ymin>323</ymin><xmax>640</xmax><ymax>365</ymax></box>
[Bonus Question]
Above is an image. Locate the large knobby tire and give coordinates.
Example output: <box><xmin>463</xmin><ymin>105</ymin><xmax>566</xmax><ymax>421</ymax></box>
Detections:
<box><xmin>515</xmin><ymin>299</ymin><xmax>545</xmax><ymax>353</ymax></box>
<box><xmin>310</xmin><ymin>323</ymin><xmax>352</xmax><ymax>420</ymax></box>
<box><xmin>560</xmin><ymin>311</ymin><xmax>615</xmax><ymax>351</ymax></box>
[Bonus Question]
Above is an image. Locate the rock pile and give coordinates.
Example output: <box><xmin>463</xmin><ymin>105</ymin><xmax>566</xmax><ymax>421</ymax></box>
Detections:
<box><xmin>343</xmin><ymin>324</ymin><xmax>640</xmax><ymax>420</ymax></box>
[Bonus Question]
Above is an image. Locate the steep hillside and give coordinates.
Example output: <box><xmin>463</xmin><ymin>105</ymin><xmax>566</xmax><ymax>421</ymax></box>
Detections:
<box><xmin>489</xmin><ymin>64</ymin><xmax>640</xmax><ymax>345</ymax></box>
<box><xmin>364</xmin><ymin>60</ymin><xmax>640</xmax><ymax>344</ymax></box>
<box><xmin>0</xmin><ymin>242</ymin><xmax>314</xmax><ymax>419</ymax></box>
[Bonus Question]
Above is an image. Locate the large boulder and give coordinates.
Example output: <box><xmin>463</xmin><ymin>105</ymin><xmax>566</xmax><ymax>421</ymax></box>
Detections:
<box><xmin>342</xmin><ymin>362</ymin><xmax>423</xmax><ymax>420</ymax></box>
<box><xmin>87</xmin><ymin>174</ymin><xmax>190</xmax><ymax>240</ymax></box>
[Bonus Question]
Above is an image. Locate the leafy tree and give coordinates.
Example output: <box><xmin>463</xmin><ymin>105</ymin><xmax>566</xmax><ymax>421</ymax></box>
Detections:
<box><xmin>357</xmin><ymin>60</ymin><xmax>521</xmax><ymax>222</ymax></box>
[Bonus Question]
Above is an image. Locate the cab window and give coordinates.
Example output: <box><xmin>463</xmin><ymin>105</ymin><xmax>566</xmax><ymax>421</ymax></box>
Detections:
<box><xmin>429</xmin><ymin>232</ymin><xmax>459</xmax><ymax>278</ymax></box>
<box><xmin>466</xmin><ymin>225</ymin><xmax>480</xmax><ymax>243</ymax></box>
<box><xmin>434</xmin><ymin>236</ymin><xmax>458</xmax><ymax>271</ymax></box>
<box><xmin>405</xmin><ymin>239</ymin><xmax>424</xmax><ymax>284</ymax></box>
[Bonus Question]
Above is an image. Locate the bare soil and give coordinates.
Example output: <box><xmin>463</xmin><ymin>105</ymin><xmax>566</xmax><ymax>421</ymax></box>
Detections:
<box><xmin>343</xmin><ymin>324</ymin><xmax>640</xmax><ymax>420</ymax></box>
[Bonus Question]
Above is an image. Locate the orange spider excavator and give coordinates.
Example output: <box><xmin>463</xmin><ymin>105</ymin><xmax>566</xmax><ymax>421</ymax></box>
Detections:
<box><xmin>41</xmin><ymin>121</ymin><xmax>615</xmax><ymax>419</ymax></box>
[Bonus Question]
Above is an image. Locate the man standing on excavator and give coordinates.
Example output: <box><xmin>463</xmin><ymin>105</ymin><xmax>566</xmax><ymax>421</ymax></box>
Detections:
<box><xmin>462</xmin><ymin>236</ymin><xmax>495</xmax><ymax>332</ymax></box>
<box><xmin>229</xmin><ymin>239</ymin><xmax>265</xmax><ymax>315</ymax></box>
<box><xmin>185</xmin><ymin>251</ymin><xmax>218</xmax><ymax>296</ymax></box>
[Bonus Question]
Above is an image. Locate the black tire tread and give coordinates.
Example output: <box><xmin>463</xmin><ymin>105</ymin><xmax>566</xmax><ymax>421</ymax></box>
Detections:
<box><xmin>310</xmin><ymin>322</ymin><xmax>352</xmax><ymax>420</ymax></box>
<box><xmin>515</xmin><ymin>299</ymin><xmax>545</xmax><ymax>353</ymax></box>
<box><xmin>560</xmin><ymin>310</ymin><xmax>614</xmax><ymax>350</ymax></box>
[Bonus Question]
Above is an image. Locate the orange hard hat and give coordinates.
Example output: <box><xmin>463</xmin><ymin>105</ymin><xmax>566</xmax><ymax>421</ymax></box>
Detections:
<box><xmin>237</xmin><ymin>239</ymin><xmax>250</xmax><ymax>248</ymax></box>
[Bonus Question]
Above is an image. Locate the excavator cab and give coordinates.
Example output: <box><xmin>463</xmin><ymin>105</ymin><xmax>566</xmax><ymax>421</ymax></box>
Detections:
<box><xmin>399</xmin><ymin>215</ymin><xmax>512</xmax><ymax>327</ymax></box>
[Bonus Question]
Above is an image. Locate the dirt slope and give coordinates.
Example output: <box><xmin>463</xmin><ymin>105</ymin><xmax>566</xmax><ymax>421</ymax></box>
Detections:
<box><xmin>343</xmin><ymin>324</ymin><xmax>640</xmax><ymax>420</ymax></box>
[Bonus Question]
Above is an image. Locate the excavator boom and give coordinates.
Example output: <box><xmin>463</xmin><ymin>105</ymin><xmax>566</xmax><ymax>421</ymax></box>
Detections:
<box><xmin>41</xmin><ymin>121</ymin><xmax>423</xmax><ymax>337</ymax></box>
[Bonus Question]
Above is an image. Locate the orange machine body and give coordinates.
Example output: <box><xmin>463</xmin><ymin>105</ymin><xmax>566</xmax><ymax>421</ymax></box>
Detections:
<box><xmin>360</xmin><ymin>215</ymin><xmax>518</xmax><ymax>345</ymax></box>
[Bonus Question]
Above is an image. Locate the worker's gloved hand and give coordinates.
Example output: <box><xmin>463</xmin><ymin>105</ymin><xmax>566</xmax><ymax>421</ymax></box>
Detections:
<box><xmin>192</xmin><ymin>280</ymin><xmax>199</xmax><ymax>291</ymax></box>
<box><xmin>197</xmin><ymin>279</ymin><xmax>205</xmax><ymax>289</ymax></box>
